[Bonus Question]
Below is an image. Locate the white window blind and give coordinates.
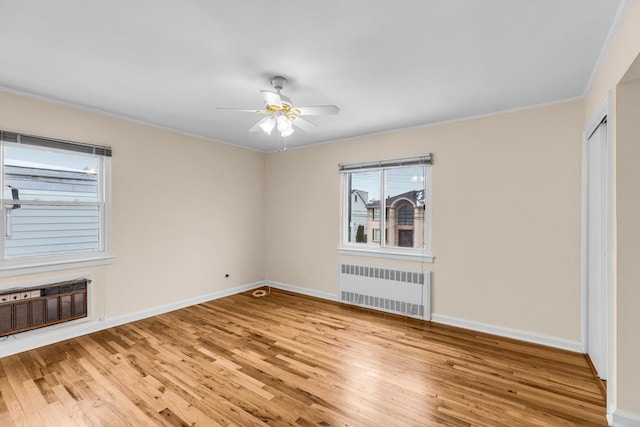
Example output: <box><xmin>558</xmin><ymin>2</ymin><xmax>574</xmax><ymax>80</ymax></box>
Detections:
<box><xmin>339</xmin><ymin>154</ymin><xmax>432</xmax><ymax>172</ymax></box>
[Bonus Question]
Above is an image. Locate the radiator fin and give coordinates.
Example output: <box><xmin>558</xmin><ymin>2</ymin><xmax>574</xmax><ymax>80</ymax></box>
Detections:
<box><xmin>341</xmin><ymin>263</ymin><xmax>425</xmax><ymax>283</ymax></box>
<box><xmin>339</xmin><ymin>263</ymin><xmax>431</xmax><ymax>320</ymax></box>
<box><xmin>341</xmin><ymin>291</ymin><xmax>425</xmax><ymax>318</ymax></box>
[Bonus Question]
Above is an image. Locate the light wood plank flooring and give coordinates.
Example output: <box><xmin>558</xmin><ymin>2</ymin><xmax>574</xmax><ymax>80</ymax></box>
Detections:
<box><xmin>0</xmin><ymin>289</ymin><xmax>607</xmax><ymax>426</ymax></box>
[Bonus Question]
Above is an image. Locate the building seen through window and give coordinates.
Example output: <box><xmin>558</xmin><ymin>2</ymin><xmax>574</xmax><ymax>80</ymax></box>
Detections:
<box><xmin>345</xmin><ymin>164</ymin><xmax>427</xmax><ymax>250</ymax></box>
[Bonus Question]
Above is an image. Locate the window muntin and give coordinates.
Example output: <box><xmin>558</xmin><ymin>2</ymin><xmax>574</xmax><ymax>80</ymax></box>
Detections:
<box><xmin>2</xmin><ymin>140</ymin><xmax>108</xmax><ymax>262</ymax></box>
<box><xmin>342</xmin><ymin>161</ymin><xmax>428</xmax><ymax>253</ymax></box>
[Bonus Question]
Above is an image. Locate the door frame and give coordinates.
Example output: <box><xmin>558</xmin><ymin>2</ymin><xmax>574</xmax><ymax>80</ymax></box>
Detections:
<box><xmin>581</xmin><ymin>92</ymin><xmax>615</xmax><ymax>421</ymax></box>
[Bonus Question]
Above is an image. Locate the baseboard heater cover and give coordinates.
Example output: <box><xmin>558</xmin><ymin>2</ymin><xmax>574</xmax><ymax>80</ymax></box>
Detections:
<box><xmin>339</xmin><ymin>263</ymin><xmax>431</xmax><ymax>320</ymax></box>
<box><xmin>0</xmin><ymin>278</ymin><xmax>90</xmax><ymax>337</ymax></box>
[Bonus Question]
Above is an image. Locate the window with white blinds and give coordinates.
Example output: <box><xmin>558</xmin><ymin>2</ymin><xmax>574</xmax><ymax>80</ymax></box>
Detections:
<box><xmin>339</xmin><ymin>155</ymin><xmax>432</xmax><ymax>259</ymax></box>
<box><xmin>1</xmin><ymin>131</ymin><xmax>112</xmax><ymax>265</ymax></box>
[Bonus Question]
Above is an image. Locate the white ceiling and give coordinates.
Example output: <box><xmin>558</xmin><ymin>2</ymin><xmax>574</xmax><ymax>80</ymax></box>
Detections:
<box><xmin>0</xmin><ymin>0</ymin><xmax>623</xmax><ymax>152</ymax></box>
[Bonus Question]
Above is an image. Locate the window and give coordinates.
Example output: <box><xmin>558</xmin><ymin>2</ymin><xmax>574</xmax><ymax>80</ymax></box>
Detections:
<box><xmin>1</xmin><ymin>130</ymin><xmax>112</xmax><ymax>270</ymax></box>
<box><xmin>398</xmin><ymin>204</ymin><xmax>414</xmax><ymax>225</ymax></box>
<box><xmin>340</xmin><ymin>155</ymin><xmax>431</xmax><ymax>259</ymax></box>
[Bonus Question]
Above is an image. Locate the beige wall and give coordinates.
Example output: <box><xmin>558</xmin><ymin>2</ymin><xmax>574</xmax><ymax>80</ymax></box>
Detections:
<box><xmin>265</xmin><ymin>100</ymin><xmax>584</xmax><ymax>342</ymax></box>
<box><xmin>0</xmin><ymin>91</ymin><xmax>265</xmax><ymax>320</ymax></box>
<box><xmin>615</xmin><ymin>73</ymin><xmax>640</xmax><ymax>416</ymax></box>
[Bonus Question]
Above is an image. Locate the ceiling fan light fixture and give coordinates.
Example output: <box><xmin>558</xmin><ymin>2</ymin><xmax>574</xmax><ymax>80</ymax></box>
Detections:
<box><xmin>259</xmin><ymin>116</ymin><xmax>276</xmax><ymax>135</ymax></box>
<box><xmin>277</xmin><ymin>115</ymin><xmax>293</xmax><ymax>132</ymax></box>
<box><xmin>218</xmin><ymin>75</ymin><xmax>339</xmax><ymax>144</ymax></box>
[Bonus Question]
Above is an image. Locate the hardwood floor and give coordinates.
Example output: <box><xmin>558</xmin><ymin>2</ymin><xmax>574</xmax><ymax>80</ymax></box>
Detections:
<box><xmin>0</xmin><ymin>289</ymin><xmax>607</xmax><ymax>426</ymax></box>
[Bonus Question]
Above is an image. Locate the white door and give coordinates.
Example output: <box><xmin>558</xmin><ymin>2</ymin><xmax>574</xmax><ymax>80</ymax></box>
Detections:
<box><xmin>586</xmin><ymin>119</ymin><xmax>608</xmax><ymax>380</ymax></box>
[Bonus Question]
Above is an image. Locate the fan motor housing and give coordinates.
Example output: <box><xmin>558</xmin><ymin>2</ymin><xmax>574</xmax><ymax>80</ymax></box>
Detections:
<box><xmin>271</xmin><ymin>76</ymin><xmax>287</xmax><ymax>91</ymax></box>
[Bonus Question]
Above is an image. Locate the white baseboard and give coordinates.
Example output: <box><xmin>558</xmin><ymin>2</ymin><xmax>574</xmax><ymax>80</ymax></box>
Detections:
<box><xmin>0</xmin><ymin>281</ymin><xmax>263</xmax><ymax>358</ymax></box>
<box><xmin>614</xmin><ymin>410</ymin><xmax>640</xmax><ymax>427</ymax></box>
<box><xmin>430</xmin><ymin>314</ymin><xmax>583</xmax><ymax>353</ymax></box>
<box><xmin>266</xmin><ymin>282</ymin><xmax>581</xmax><ymax>353</ymax></box>
<box><xmin>3</xmin><ymin>279</ymin><xmax>584</xmax><ymax>359</ymax></box>
<box><xmin>266</xmin><ymin>280</ymin><xmax>339</xmax><ymax>302</ymax></box>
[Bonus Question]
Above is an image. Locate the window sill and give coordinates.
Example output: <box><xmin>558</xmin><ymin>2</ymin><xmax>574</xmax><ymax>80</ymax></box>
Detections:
<box><xmin>0</xmin><ymin>255</ymin><xmax>115</xmax><ymax>278</ymax></box>
<box><xmin>337</xmin><ymin>247</ymin><xmax>434</xmax><ymax>263</ymax></box>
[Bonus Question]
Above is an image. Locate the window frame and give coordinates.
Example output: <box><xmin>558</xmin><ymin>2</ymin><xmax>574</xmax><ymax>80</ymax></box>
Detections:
<box><xmin>0</xmin><ymin>134</ymin><xmax>114</xmax><ymax>277</ymax></box>
<box><xmin>339</xmin><ymin>157</ymin><xmax>433</xmax><ymax>263</ymax></box>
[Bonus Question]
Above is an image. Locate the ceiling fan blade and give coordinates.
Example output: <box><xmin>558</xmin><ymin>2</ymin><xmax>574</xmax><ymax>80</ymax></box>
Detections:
<box><xmin>260</xmin><ymin>90</ymin><xmax>282</xmax><ymax>107</ymax></box>
<box><xmin>293</xmin><ymin>117</ymin><xmax>318</xmax><ymax>132</ymax></box>
<box><xmin>216</xmin><ymin>107</ymin><xmax>261</xmax><ymax>113</ymax></box>
<box><xmin>295</xmin><ymin>105</ymin><xmax>340</xmax><ymax>115</ymax></box>
<box><xmin>249</xmin><ymin>117</ymin><xmax>269</xmax><ymax>133</ymax></box>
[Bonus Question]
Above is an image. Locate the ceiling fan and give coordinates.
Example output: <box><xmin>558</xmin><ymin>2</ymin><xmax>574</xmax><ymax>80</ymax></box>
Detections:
<box><xmin>217</xmin><ymin>76</ymin><xmax>339</xmax><ymax>138</ymax></box>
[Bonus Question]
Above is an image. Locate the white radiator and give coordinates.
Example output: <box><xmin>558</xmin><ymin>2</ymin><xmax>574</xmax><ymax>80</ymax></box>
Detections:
<box><xmin>339</xmin><ymin>263</ymin><xmax>431</xmax><ymax>320</ymax></box>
